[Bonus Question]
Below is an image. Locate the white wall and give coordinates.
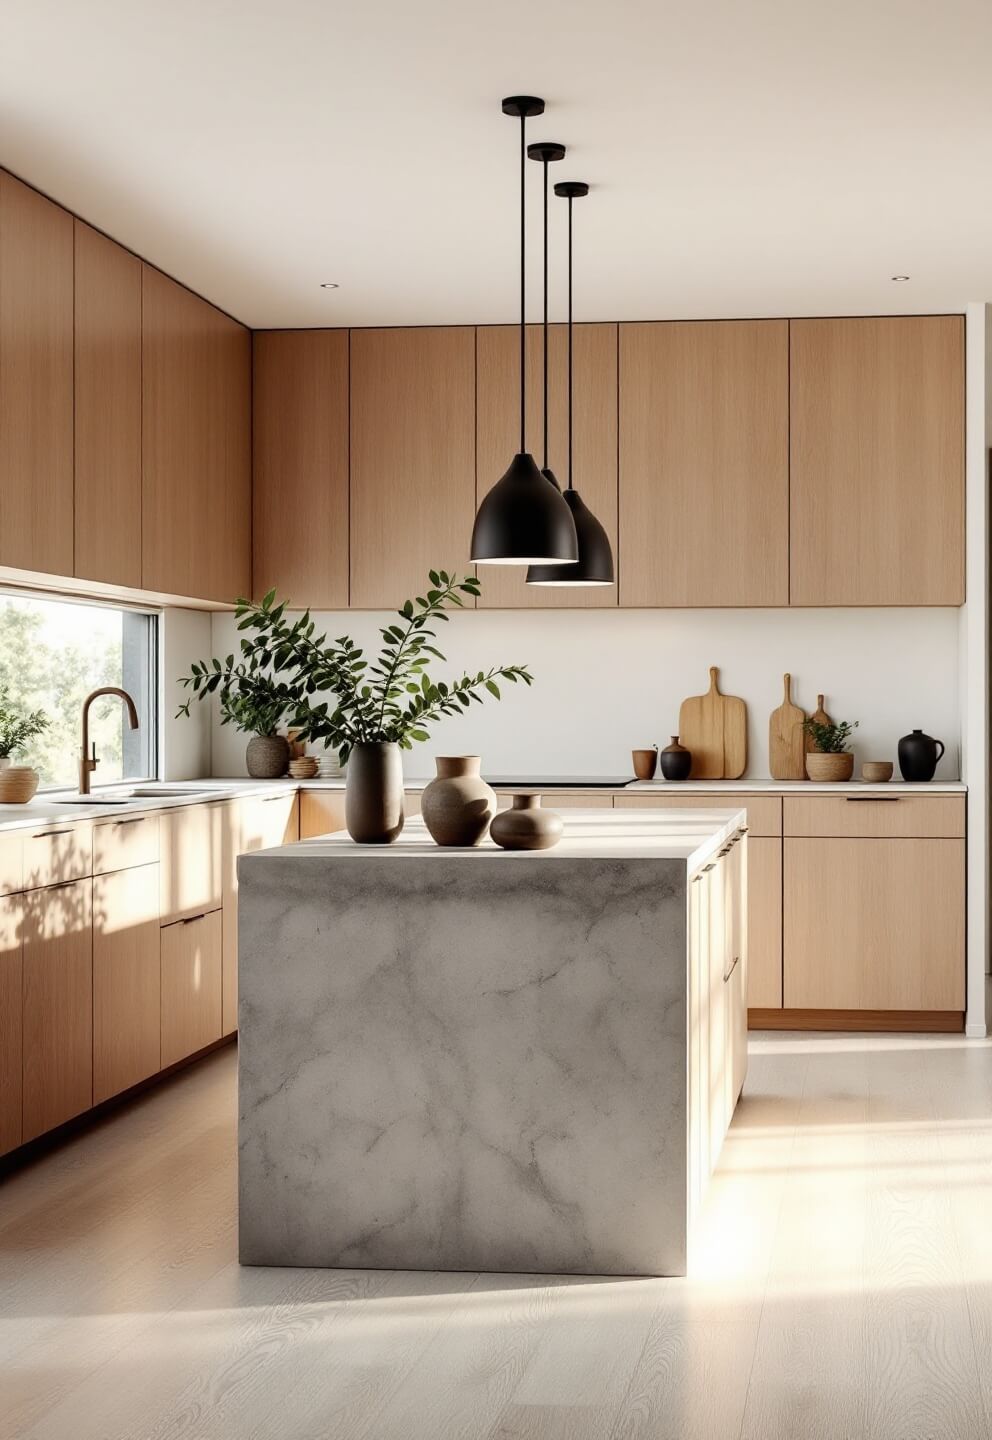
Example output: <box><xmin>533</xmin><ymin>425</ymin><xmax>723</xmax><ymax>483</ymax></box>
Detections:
<box><xmin>159</xmin><ymin>607</ymin><xmax>212</xmax><ymax>780</ymax></box>
<box><xmin>208</xmin><ymin>606</ymin><xmax>960</xmax><ymax>782</ymax></box>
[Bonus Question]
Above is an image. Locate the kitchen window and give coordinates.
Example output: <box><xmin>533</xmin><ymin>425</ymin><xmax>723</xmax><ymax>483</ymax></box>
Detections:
<box><xmin>0</xmin><ymin>592</ymin><xmax>159</xmax><ymax>791</ymax></box>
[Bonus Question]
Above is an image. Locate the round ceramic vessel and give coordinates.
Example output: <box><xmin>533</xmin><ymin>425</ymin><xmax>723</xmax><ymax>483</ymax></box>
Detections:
<box><xmin>631</xmin><ymin>749</ymin><xmax>658</xmax><ymax>781</ymax></box>
<box><xmin>345</xmin><ymin>742</ymin><xmax>405</xmax><ymax>844</ymax></box>
<box><xmin>246</xmin><ymin>734</ymin><xmax>290</xmax><ymax>779</ymax></box>
<box><xmin>805</xmin><ymin>751</ymin><xmax>854</xmax><ymax>782</ymax></box>
<box><xmin>861</xmin><ymin>761</ymin><xmax>893</xmax><ymax>783</ymax></box>
<box><xmin>898</xmin><ymin>729</ymin><xmax>944</xmax><ymax>782</ymax></box>
<box><xmin>660</xmin><ymin>736</ymin><xmax>692</xmax><ymax>782</ymax></box>
<box><xmin>0</xmin><ymin>766</ymin><xmax>39</xmax><ymax>803</ymax></box>
<box><xmin>421</xmin><ymin>756</ymin><xmax>497</xmax><ymax>847</ymax></box>
<box><xmin>489</xmin><ymin>793</ymin><xmax>563</xmax><ymax>851</ymax></box>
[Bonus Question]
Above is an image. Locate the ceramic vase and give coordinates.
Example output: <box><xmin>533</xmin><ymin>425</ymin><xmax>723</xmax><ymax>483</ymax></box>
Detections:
<box><xmin>246</xmin><ymin>734</ymin><xmax>290</xmax><ymax>779</ymax></box>
<box><xmin>898</xmin><ymin>729</ymin><xmax>944</xmax><ymax>782</ymax></box>
<box><xmin>660</xmin><ymin>736</ymin><xmax>692</xmax><ymax>782</ymax></box>
<box><xmin>489</xmin><ymin>794</ymin><xmax>563</xmax><ymax>851</ymax></box>
<box><xmin>805</xmin><ymin>751</ymin><xmax>854</xmax><ymax>782</ymax></box>
<box><xmin>631</xmin><ymin>748</ymin><xmax>658</xmax><ymax>781</ymax></box>
<box><xmin>421</xmin><ymin>756</ymin><xmax>497</xmax><ymax>847</ymax></box>
<box><xmin>345</xmin><ymin>742</ymin><xmax>404</xmax><ymax>844</ymax></box>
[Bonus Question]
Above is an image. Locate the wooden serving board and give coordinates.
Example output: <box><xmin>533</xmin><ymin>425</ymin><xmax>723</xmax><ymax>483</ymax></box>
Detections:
<box><xmin>769</xmin><ymin>673</ymin><xmax>807</xmax><ymax>780</ymax></box>
<box><xmin>678</xmin><ymin>667</ymin><xmax>747</xmax><ymax>779</ymax></box>
<box><xmin>805</xmin><ymin>693</ymin><xmax>833</xmax><ymax>755</ymax></box>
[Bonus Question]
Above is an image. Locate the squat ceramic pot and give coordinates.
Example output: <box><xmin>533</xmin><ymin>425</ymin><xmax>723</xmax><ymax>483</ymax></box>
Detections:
<box><xmin>489</xmin><ymin>794</ymin><xmax>563</xmax><ymax>851</ymax></box>
<box><xmin>660</xmin><ymin>736</ymin><xmax>692</xmax><ymax>782</ymax></box>
<box><xmin>421</xmin><ymin>756</ymin><xmax>497</xmax><ymax>847</ymax></box>
<box><xmin>805</xmin><ymin>751</ymin><xmax>854</xmax><ymax>782</ymax></box>
<box><xmin>245</xmin><ymin>733</ymin><xmax>290</xmax><ymax>779</ymax></box>
<box><xmin>898</xmin><ymin>729</ymin><xmax>945</xmax><ymax>782</ymax></box>
<box><xmin>345</xmin><ymin>741</ymin><xmax>405</xmax><ymax>844</ymax></box>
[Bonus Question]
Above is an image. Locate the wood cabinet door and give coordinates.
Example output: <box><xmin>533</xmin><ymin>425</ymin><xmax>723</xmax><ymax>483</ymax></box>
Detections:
<box><xmin>299</xmin><ymin>791</ymin><xmax>347</xmax><ymax>840</ymax></box>
<box><xmin>74</xmin><ymin>221</ymin><xmax>142</xmax><ymax>587</ymax></box>
<box><xmin>790</xmin><ymin>316</ymin><xmax>964</xmax><ymax>605</ymax></box>
<box><xmin>475</xmin><ymin>323</ymin><xmax>618</xmax><ymax>609</ymax></box>
<box><xmin>0</xmin><ymin>894</ymin><xmax>23</xmax><ymax>1156</ymax></box>
<box><xmin>707</xmin><ymin>853</ymin><xmax>728</xmax><ymax>1170</ymax></box>
<box><xmin>22</xmin><ymin>878</ymin><xmax>93</xmax><ymax>1142</ymax></box>
<box><xmin>93</xmin><ymin>813</ymin><xmax>160</xmax><ymax>875</ymax></box>
<box><xmin>0</xmin><ymin>173</ymin><xmax>74</xmax><ymax>575</ymax></box>
<box><xmin>0</xmin><ymin>831</ymin><xmax>23</xmax><ymax>896</ymax></box>
<box><xmin>725</xmin><ymin>836</ymin><xmax>747</xmax><ymax>1105</ymax></box>
<box><xmin>93</xmin><ymin>864</ymin><xmax>160</xmax><ymax>1103</ymax></box>
<box><xmin>784</xmin><ymin>838</ymin><xmax>965</xmax><ymax>1011</ymax></box>
<box><xmin>222</xmin><ymin>793</ymin><xmax>298</xmax><ymax>1036</ymax></box>
<box><xmin>161</xmin><ymin>910</ymin><xmax>222</xmax><ymax>1068</ymax></box>
<box><xmin>350</xmin><ymin>327</ymin><xmax>476</xmax><ymax>608</ymax></box>
<box><xmin>159</xmin><ymin>803</ymin><xmax>224</xmax><ymax>923</ymax></box>
<box><xmin>253</xmin><ymin>330</ymin><xmax>350</xmax><ymax>608</ymax></box>
<box><xmin>141</xmin><ymin>266</ymin><xmax>250</xmax><ymax>602</ymax></box>
<box><xmin>22</xmin><ymin>821</ymin><xmax>92</xmax><ymax>891</ymax></box>
<box><xmin>746</xmin><ymin>836</ymin><xmax>783</xmax><ymax>1010</ymax></box>
<box><xmin>619</xmin><ymin>320</ymin><xmax>789</xmax><ymax>607</ymax></box>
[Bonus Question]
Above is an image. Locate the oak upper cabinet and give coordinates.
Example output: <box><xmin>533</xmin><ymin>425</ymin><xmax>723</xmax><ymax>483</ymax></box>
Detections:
<box><xmin>790</xmin><ymin>316</ymin><xmax>965</xmax><ymax>605</ymax></box>
<box><xmin>619</xmin><ymin>321</ymin><xmax>789</xmax><ymax>607</ymax></box>
<box><xmin>93</xmin><ymin>863</ymin><xmax>161</xmax><ymax>1103</ymax></box>
<box><xmin>21</xmin><ymin>877</ymin><xmax>93</xmax><ymax>1143</ymax></box>
<box><xmin>141</xmin><ymin>266</ymin><xmax>251</xmax><ymax>602</ymax></box>
<box><xmin>0</xmin><ymin>894</ymin><xmax>23</xmax><ymax>1156</ymax></box>
<box><xmin>253</xmin><ymin>330</ymin><xmax>349</xmax><ymax>608</ymax></box>
<box><xmin>476</xmin><ymin>324</ymin><xmax>618</xmax><ymax>608</ymax></box>
<box><xmin>0</xmin><ymin>172</ymin><xmax>74</xmax><ymax>576</ymax></box>
<box><xmin>73</xmin><ymin>221</ymin><xmax>142</xmax><ymax>588</ymax></box>
<box><xmin>350</xmin><ymin>327</ymin><xmax>476</xmax><ymax>608</ymax></box>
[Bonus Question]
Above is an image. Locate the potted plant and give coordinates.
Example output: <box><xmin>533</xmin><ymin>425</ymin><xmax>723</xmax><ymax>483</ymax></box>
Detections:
<box><xmin>219</xmin><ymin>685</ymin><xmax>293</xmax><ymax>779</ymax></box>
<box><xmin>178</xmin><ymin>570</ymin><xmax>532</xmax><ymax>843</ymax></box>
<box><xmin>0</xmin><ymin>684</ymin><xmax>49</xmax><ymax>803</ymax></box>
<box><xmin>803</xmin><ymin>718</ymin><xmax>859</xmax><ymax>782</ymax></box>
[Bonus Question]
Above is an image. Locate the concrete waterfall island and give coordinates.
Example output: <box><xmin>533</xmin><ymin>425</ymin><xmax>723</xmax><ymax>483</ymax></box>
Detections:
<box><xmin>238</xmin><ymin>807</ymin><xmax>748</xmax><ymax>1276</ymax></box>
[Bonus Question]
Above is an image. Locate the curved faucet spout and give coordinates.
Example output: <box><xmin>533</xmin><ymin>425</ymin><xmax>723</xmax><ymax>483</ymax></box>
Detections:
<box><xmin>79</xmin><ymin>687</ymin><xmax>140</xmax><ymax>796</ymax></box>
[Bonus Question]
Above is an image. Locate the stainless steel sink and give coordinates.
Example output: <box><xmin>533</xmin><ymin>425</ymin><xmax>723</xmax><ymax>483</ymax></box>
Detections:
<box><xmin>52</xmin><ymin>785</ymin><xmax>224</xmax><ymax>805</ymax></box>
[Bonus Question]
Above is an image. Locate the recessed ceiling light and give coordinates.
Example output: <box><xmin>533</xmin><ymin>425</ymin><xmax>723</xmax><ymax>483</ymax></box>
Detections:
<box><xmin>320</xmin><ymin>282</ymin><xmax>339</xmax><ymax>290</ymax></box>
<box><xmin>891</xmin><ymin>274</ymin><xmax>910</xmax><ymax>282</ymax></box>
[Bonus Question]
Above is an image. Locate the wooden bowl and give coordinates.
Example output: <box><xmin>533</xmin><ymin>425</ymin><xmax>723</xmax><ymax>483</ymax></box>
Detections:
<box><xmin>0</xmin><ymin>766</ymin><xmax>39</xmax><ymax>804</ymax></box>
<box><xmin>862</xmin><ymin>761</ymin><xmax>893</xmax><ymax>783</ymax></box>
<box><xmin>805</xmin><ymin>752</ymin><xmax>854</xmax><ymax>783</ymax></box>
<box><xmin>288</xmin><ymin>757</ymin><xmax>318</xmax><ymax>780</ymax></box>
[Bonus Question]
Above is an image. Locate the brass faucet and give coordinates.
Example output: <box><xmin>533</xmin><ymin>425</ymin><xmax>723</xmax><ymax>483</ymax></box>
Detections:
<box><xmin>79</xmin><ymin>687</ymin><xmax>139</xmax><ymax>795</ymax></box>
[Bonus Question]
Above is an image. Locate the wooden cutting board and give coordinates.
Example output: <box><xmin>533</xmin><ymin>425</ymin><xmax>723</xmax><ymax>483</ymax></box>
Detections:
<box><xmin>805</xmin><ymin>693</ymin><xmax>833</xmax><ymax>754</ymax></box>
<box><xmin>769</xmin><ymin>673</ymin><xmax>807</xmax><ymax>780</ymax></box>
<box><xmin>678</xmin><ymin>667</ymin><xmax>747</xmax><ymax>779</ymax></box>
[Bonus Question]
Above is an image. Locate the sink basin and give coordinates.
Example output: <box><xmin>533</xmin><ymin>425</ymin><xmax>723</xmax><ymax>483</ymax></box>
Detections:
<box><xmin>50</xmin><ymin>785</ymin><xmax>225</xmax><ymax>805</ymax></box>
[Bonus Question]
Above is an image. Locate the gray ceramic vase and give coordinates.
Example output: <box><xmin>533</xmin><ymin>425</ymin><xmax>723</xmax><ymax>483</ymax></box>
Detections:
<box><xmin>345</xmin><ymin>742</ymin><xmax>405</xmax><ymax>844</ymax></box>
<box><xmin>489</xmin><ymin>793</ymin><xmax>563</xmax><ymax>851</ymax></box>
<box><xmin>421</xmin><ymin>756</ymin><xmax>497</xmax><ymax>847</ymax></box>
<box><xmin>246</xmin><ymin>733</ymin><xmax>290</xmax><ymax>779</ymax></box>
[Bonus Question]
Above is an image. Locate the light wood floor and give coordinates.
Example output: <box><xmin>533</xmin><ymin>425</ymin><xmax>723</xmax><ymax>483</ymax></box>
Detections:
<box><xmin>3</xmin><ymin>1033</ymin><xmax>992</xmax><ymax>1439</ymax></box>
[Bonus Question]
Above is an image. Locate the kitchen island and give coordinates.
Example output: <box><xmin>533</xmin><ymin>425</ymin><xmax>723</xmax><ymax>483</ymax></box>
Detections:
<box><xmin>237</xmin><ymin>807</ymin><xmax>747</xmax><ymax>1276</ymax></box>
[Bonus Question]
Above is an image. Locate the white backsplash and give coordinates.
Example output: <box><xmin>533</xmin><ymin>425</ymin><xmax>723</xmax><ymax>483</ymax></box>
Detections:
<box><xmin>200</xmin><ymin>605</ymin><xmax>961</xmax><ymax>782</ymax></box>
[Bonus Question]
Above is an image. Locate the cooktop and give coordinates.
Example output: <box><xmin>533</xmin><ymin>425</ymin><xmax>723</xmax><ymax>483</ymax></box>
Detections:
<box><xmin>483</xmin><ymin>776</ymin><xmax>633</xmax><ymax>788</ymax></box>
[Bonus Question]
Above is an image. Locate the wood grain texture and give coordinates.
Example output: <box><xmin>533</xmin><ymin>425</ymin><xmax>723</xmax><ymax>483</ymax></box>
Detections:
<box><xmin>221</xmin><ymin>793</ymin><xmax>298</xmax><ymax>1036</ymax></box>
<box><xmin>141</xmin><ymin>265</ymin><xmax>250</xmax><ymax>602</ymax></box>
<box><xmin>299</xmin><ymin>790</ymin><xmax>347</xmax><ymax>839</ymax></box>
<box><xmin>790</xmin><ymin>316</ymin><xmax>965</xmax><ymax>606</ymax></box>
<box><xmin>73</xmin><ymin>221</ymin><xmax>142</xmax><ymax>587</ymax></box>
<box><xmin>159</xmin><ymin>803</ymin><xmax>223</xmax><ymax>922</ymax></box>
<box><xmin>22</xmin><ymin>822</ymin><xmax>92</xmax><ymax>891</ymax></box>
<box><xmin>615</xmin><ymin>792</ymin><xmax>781</xmax><ymax>837</ymax></box>
<box><xmin>768</xmin><ymin>674</ymin><xmax>806</xmax><ymax>781</ymax></box>
<box><xmin>21</xmin><ymin>877</ymin><xmax>92</xmax><ymax>1142</ymax></box>
<box><xmin>784</xmin><ymin>793</ymin><xmax>965</xmax><ymax>839</ymax></box>
<box><xmin>0</xmin><ymin>831</ymin><xmax>23</xmax><ymax>896</ymax></box>
<box><xmin>747</xmin><ymin>836</ymin><xmax>782</xmax><ymax>1009</ymax></box>
<box><xmin>618</xmin><ymin>320</ymin><xmax>789</xmax><ymax>607</ymax></box>
<box><xmin>92</xmin><ymin>813</ymin><xmax>159</xmax><ymax>874</ymax></box>
<box><xmin>784</xmin><ymin>837</ymin><xmax>965</xmax><ymax>1010</ymax></box>
<box><xmin>749</xmin><ymin>1008</ymin><xmax>964</xmax><ymax>1032</ymax></box>
<box><xmin>0</xmin><ymin>894</ymin><xmax>22</xmax><ymax>1155</ymax></box>
<box><xmin>495</xmin><ymin>791</ymin><xmax>614</xmax><ymax>810</ymax></box>
<box><xmin>678</xmin><ymin>667</ymin><xmax>747</xmax><ymax>779</ymax></box>
<box><xmin>160</xmin><ymin>910</ymin><xmax>222</xmax><ymax>1068</ymax></box>
<box><xmin>252</xmin><ymin>330</ymin><xmax>349</xmax><ymax>608</ymax></box>
<box><xmin>475</xmin><ymin>323</ymin><xmax>618</xmax><ymax>609</ymax></box>
<box><xmin>93</xmin><ymin>864</ymin><xmax>161</xmax><ymax>1103</ymax></box>
<box><xmin>0</xmin><ymin>172</ymin><xmax>74</xmax><ymax>576</ymax></box>
<box><xmin>350</xmin><ymin>327</ymin><xmax>476</xmax><ymax>609</ymax></box>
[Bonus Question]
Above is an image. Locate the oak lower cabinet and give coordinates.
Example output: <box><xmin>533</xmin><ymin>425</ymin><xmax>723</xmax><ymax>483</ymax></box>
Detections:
<box><xmin>0</xmin><ymin>894</ymin><xmax>23</xmax><ymax>1155</ymax></box>
<box><xmin>784</xmin><ymin>838</ymin><xmax>965</xmax><ymax>1016</ymax></box>
<box><xmin>93</xmin><ymin>864</ymin><xmax>161</xmax><ymax>1104</ymax></box>
<box><xmin>160</xmin><ymin>803</ymin><xmax>225</xmax><ymax>922</ymax></box>
<box><xmin>161</xmin><ymin>909</ymin><xmax>223</xmax><ymax>1069</ymax></box>
<box><xmin>746</xmin><ymin>837</ymin><xmax>783</xmax><ymax>1009</ymax></box>
<box><xmin>21</xmin><ymin>878</ymin><xmax>93</xmax><ymax>1143</ymax></box>
<box><xmin>222</xmin><ymin>793</ymin><xmax>298</xmax><ymax>1035</ymax></box>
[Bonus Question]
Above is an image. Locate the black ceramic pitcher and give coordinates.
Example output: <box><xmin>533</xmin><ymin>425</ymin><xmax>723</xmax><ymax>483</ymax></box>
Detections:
<box><xmin>897</xmin><ymin>729</ymin><xmax>945</xmax><ymax>782</ymax></box>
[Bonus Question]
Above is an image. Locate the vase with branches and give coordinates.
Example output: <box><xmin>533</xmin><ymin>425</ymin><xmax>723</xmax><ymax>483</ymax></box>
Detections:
<box><xmin>178</xmin><ymin>570</ymin><xmax>533</xmax><ymax>841</ymax></box>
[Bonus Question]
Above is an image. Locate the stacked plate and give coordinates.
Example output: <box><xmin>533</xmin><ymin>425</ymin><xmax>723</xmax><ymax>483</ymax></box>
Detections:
<box><xmin>317</xmin><ymin>752</ymin><xmax>345</xmax><ymax>780</ymax></box>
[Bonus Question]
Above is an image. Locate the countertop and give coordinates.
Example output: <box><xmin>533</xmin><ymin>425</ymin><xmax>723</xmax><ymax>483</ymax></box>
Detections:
<box><xmin>247</xmin><ymin>808</ymin><xmax>747</xmax><ymax>865</ymax></box>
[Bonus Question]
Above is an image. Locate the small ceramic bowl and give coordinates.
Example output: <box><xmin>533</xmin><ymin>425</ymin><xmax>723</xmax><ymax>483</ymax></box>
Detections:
<box><xmin>862</xmin><ymin>761</ymin><xmax>893</xmax><ymax>783</ymax></box>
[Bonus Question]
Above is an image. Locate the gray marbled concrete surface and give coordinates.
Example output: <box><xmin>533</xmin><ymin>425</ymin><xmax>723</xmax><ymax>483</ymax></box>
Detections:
<box><xmin>238</xmin><ymin>828</ymin><xmax>713</xmax><ymax>1276</ymax></box>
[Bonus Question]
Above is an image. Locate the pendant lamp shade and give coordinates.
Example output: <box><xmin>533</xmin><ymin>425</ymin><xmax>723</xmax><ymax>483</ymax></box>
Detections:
<box><xmin>526</xmin><ymin>179</ymin><xmax>615</xmax><ymax>588</ymax></box>
<box><xmin>471</xmin><ymin>97</ymin><xmax>578</xmax><ymax>567</ymax></box>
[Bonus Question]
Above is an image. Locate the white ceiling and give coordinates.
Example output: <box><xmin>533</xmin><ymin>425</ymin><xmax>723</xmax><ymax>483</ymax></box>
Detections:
<box><xmin>3</xmin><ymin>0</ymin><xmax>992</xmax><ymax>329</ymax></box>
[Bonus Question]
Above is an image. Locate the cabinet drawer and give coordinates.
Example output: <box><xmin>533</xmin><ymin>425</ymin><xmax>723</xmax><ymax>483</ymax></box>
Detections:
<box><xmin>616</xmin><ymin>793</ymin><xmax>780</xmax><ymax>837</ymax></box>
<box><xmin>0</xmin><ymin>831</ymin><xmax>23</xmax><ymax>895</ymax></box>
<box><xmin>159</xmin><ymin>803</ymin><xmax>225</xmax><ymax>922</ymax></box>
<box><xmin>93</xmin><ymin>813</ymin><xmax>160</xmax><ymax>874</ymax></box>
<box><xmin>22</xmin><ymin>877</ymin><xmax>93</xmax><ymax>1142</ymax></box>
<box><xmin>93</xmin><ymin>864</ymin><xmax>161</xmax><ymax>1103</ymax></box>
<box><xmin>784</xmin><ymin>794</ymin><xmax>964</xmax><ymax>839</ymax></box>
<box><xmin>22</xmin><ymin>821</ymin><xmax>92</xmax><ymax>890</ymax></box>
<box><xmin>161</xmin><ymin>909</ymin><xmax>222</xmax><ymax>1068</ymax></box>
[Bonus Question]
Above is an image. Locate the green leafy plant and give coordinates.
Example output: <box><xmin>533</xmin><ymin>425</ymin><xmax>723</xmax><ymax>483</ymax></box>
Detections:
<box><xmin>803</xmin><ymin>718</ymin><xmax>859</xmax><ymax>754</ymax></box>
<box><xmin>177</xmin><ymin>570</ymin><xmax>533</xmax><ymax>761</ymax></box>
<box><xmin>0</xmin><ymin>683</ymin><xmax>50</xmax><ymax>760</ymax></box>
<box><xmin>217</xmin><ymin>685</ymin><xmax>289</xmax><ymax>738</ymax></box>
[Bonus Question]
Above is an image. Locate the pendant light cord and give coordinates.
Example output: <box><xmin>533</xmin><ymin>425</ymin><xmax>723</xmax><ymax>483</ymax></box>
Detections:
<box><xmin>519</xmin><ymin>113</ymin><xmax>527</xmax><ymax>453</ymax></box>
<box><xmin>542</xmin><ymin>158</ymin><xmax>549</xmax><ymax>472</ymax></box>
<box><xmin>567</xmin><ymin>194</ymin><xmax>574</xmax><ymax>491</ymax></box>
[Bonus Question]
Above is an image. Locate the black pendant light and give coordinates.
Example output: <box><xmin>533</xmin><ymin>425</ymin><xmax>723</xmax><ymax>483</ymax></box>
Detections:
<box><xmin>471</xmin><ymin>98</ymin><xmax>578</xmax><ymax>567</ymax></box>
<box><xmin>527</xmin><ymin>181</ymin><xmax>615</xmax><ymax>587</ymax></box>
<box><xmin>527</xmin><ymin>139</ymin><xmax>566</xmax><ymax>492</ymax></box>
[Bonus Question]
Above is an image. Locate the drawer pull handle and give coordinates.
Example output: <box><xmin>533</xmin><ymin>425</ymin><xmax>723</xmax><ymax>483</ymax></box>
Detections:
<box><xmin>845</xmin><ymin>797</ymin><xmax>900</xmax><ymax>803</ymax></box>
<box><xmin>181</xmin><ymin>912</ymin><xmax>206</xmax><ymax>925</ymax></box>
<box><xmin>723</xmin><ymin>954</ymin><xmax>740</xmax><ymax>983</ymax></box>
<box><xmin>113</xmin><ymin>817</ymin><xmax>145</xmax><ymax>828</ymax></box>
<box><xmin>33</xmin><ymin>828</ymin><xmax>74</xmax><ymax>838</ymax></box>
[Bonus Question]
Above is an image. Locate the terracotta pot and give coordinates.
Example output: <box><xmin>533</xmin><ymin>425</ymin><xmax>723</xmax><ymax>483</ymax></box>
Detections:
<box><xmin>421</xmin><ymin>756</ymin><xmax>497</xmax><ymax>847</ymax></box>
<box><xmin>805</xmin><ymin>751</ymin><xmax>854</xmax><ymax>782</ymax></box>
<box><xmin>490</xmin><ymin>794</ymin><xmax>563</xmax><ymax>851</ymax></box>
<box><xmin>660</xmin><ymin>736</ymin><xmax>692</xmax><ymax>782</ymax></box>
<box><xmin>861</xmin><ymin>761</ymin><xmax>893</xmax><ymax>783</ymax></box>
<box><xmin>246</xmin><ymin>733</ymin><xmax>290</xmax><ymax>779</ymax></box>
<box><xmin>0</xmin><ymin>766</ymin><xmax>39</xmax><ymax>804</ymax></box>
<box><xmin>345</xmin><ymin>742</ymin><xmax>404</xmax><ymax>844</ymax></box>
<box><xmin>631</xmin><ymin>748</ymin><xmax>658</xmax><ymax>781</ymax></box>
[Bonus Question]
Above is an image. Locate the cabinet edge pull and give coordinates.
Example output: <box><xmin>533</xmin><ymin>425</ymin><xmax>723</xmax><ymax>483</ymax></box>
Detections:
<box><xmin>112</xmin><ymin>817</ymin><xmax>146</xmax><ymax>827</ymax></box>
<box><xmin>723</xmin><ymin>954</ymin><xmax>740</xmax><ymax>983</ymax></box>
<box><xmin>845</xmin><ymin>796</ymin><xmax>900</xmax><ymax>803</ymax></box>
<box><xmin>181</xmin><ymin>911</ymin><xmax>207</xmax><ymax>925</ymax></box>
<box><xmin>32</xmin><ymin>828</ymin><xmax>74</xmax><ymax>838</ymax></box>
